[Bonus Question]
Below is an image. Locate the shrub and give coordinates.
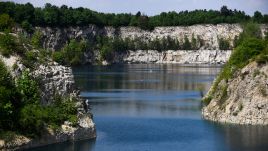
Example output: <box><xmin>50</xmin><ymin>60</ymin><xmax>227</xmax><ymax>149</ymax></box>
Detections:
<box><xmin>100</xmin><ymin>44</ymin><xmax>114</xmax><ymax>61</ymax></box>
<box><xmin>0</xmin><ymin>14</ymin><xmax>14</xmax><ymax>31</ymax></box>
<box><xmin>0</xmin><ymin>60</ymin><xmax>19</xmax><ymax>131</ymax></box>
<box><xmin>202</xmin><ymin>96</ymin><xmax>212</xmax><ymax>105</ymax></box>
<box><xmin>31</xmin><ymin>30</ymin><xmax>43</xmax><ymax>48</ymax></box>
<box><xmin>21</xmin><ymin>20</ymin><xmax>33</xmax><ymax>33</ymax></box>
<box><xmin>182</xmin><ymin>36</ymin><xmax>192</xmax><ymax>50</ymax></box>
<box><xmin>218</xmin><ymin>38</ymin><xmax>230</xmax><ymax>50</ymax></box>
<box><xmin>0</xmin><ymin>33</ymin><xmax>15</xmax><ymax>56</ymax></box>
<box><xmin>52</xmin><ymin>51</ymin><xmax>65</xmax><ymax>64</ymax></box>
<box><xmin>22</xmin><ymin>51</ymin><xmax>38</xmax><ymax>68</ymax></box>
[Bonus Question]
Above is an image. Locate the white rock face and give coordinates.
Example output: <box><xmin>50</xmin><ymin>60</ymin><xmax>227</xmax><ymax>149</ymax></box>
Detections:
<box><xmin>35</xmin><ymin>24</ymin><xmax>245</xmax><ymax>50</ymax></box>
<box><xmin>202</xmin><ymin>62</ymin><xmax>268</xmax><ymax>125</ymax></box>
<box><xmin>118</xmin><ymin>24</ymin><xmax>242</xmax><ymax>49</ymax></box>
<box><xmin>114</xmin><ymin>50</ymin><xmax>232</xmax><ymax>64</ymax></box>
<box><xmin>33</xmin><ymin>62</ymin><xmax>78</xmax><ymax>105</ymax></box>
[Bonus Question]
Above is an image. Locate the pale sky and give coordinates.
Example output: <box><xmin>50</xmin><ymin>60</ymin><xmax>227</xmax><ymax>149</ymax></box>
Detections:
<box><xmin>8</xmin><ymin>0</ymin><xmax>268</xmax><ymax>16</ymax></box>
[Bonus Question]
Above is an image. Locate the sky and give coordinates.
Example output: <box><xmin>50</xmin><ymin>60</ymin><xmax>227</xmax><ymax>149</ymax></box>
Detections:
<box><xmin>8</xmin><ymin>0</ymin><xmax>268</xmax><ymax>16</ymax></box>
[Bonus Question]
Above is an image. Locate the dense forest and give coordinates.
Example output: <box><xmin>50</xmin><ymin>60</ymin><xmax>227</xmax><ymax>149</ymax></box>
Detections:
<box><xmin>0</xmin><ymin>1</ymin><xmax>268</xmax><ymax>30</ymax></box>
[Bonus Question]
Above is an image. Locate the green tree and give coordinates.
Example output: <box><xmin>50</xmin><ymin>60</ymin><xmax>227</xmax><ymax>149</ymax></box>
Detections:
<box><xmin>0</xmin><ymin>59</ymin><xmax>19</xmax><ymax>130</ymax></box>
<box><xmin>0</xmin><ymin>14</ymin><xmax>14</xmax><ymax>31</ymax></box>
<box><xmin>31</xmin><ymin>30</ymin><xmax>43</xmax><ymax>48</ymax></box>
<box><xmin>0</xmin><ymin>33</ymin><xmax>15</xmax><ymax>56</ymax></box>
<box><xmin>182</xmin><ymin>36</ymin><xmax>192</xmax><ymax>50</ymax></box>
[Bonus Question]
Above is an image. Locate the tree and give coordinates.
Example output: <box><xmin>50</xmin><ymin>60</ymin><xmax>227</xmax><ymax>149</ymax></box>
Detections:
<box><xmin>253</xmin><ymin>11</ymin><xmax>263</xmax><ymax>23</ymax></box>
<box><xmin>0</xmin><ymin>59</ymin><xmax>19</xmax><ymax>130</ymax></box>
<box><xmin>0</xmin><ymin>14</ymin><xmax>14</xmax><ymax>31</ymax></box>
<box><xmin>220</xmin><ymin>6</ymin><xmax>232</xmax><ymax>16</ymax></box>
<box><xmin>31</xmin><ymin>30</ymin><xmax>43</xmax><ymax>48</ymax></box>
<box><xmin>182</xmin><ymin>36</ymin><xmax>192</xmax><ymax>50</ymax></box>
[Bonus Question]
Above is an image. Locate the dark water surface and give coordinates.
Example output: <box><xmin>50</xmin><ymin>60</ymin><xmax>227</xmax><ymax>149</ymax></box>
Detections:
<box><xmin>29</xmin><ymin>64</ymin><xmax>268</xmax><ymax>151</ymax></box>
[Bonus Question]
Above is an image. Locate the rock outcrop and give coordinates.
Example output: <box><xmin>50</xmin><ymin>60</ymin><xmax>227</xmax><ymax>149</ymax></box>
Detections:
<box><xmin>202</xmin><ymin>62</ymin><xmax>268</xmax><ymax>125</ymax></box>
<box><xmin>33</xmin><ymin>63</ymin><xmax>79</xmax><ymax>105</ymax></box>
<box><xmin>113</xmin><ymin>50</ymin><xmax>231</xmax><ymax>64</ymax></box>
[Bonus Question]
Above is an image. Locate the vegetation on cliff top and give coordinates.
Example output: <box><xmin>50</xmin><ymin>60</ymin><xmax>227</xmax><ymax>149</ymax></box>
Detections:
<box><xmin>203</xmin><ymin>22</ymin><xmax>268</xmax><ymax>105</ymax></box>
<box><xmin>0</xmin><ymin>2</ymin><xmax>268</xmax><ymax>30</ymax></box>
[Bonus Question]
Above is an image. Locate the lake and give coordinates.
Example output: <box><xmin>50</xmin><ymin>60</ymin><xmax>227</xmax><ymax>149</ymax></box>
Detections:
<box><xmin>29</xmin><ymin>64</ymin><xmax>268</xmax><ymax>151</ymax></box>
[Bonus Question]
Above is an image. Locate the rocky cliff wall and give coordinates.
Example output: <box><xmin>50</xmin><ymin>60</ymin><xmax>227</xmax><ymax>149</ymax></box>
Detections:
<box><xmin>34</xmin><ymin>24</ymin><xmax>243</xmax><ymax>51</ymax></box>
<box><xmin>202</xmin><ymin>62</ymin><xmax>268</xmax><ymax>125</ymax></box>
<box><xmin>113</xmin><ymin>50</ymin><xmax>231</xmax><ymax>64</ymax></box>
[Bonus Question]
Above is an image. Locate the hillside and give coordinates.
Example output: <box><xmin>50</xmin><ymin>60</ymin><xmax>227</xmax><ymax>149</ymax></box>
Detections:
<box><xmin>202</xmin><ymin>23</ymin><xmax>268</xmax><ymax>125</ymax></box>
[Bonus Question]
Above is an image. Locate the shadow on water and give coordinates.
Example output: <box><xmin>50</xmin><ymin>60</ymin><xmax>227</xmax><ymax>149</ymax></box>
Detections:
<box><xmin>24</xmin><ymin>138</ymin><xmax>96</xmax><ymax>151</ymax></box>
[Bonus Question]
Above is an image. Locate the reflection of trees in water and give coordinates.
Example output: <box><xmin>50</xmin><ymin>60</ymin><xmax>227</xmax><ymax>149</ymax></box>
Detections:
<box><xmin>26</xmin><ymin>138</ymin><xmax>96</xmax><ymax>151</ymax></box>
<box><xmin>217</xmin><ymin>124</ymin><xmax>268</xmax><ymax>151</ymax></box>
<box><xmin>73</xmin><ymin>64</ymin><xmax>221</xmax><ymax>92</ymax></box>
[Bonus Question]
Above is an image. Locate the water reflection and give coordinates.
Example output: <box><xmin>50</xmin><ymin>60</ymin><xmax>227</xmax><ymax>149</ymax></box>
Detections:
<box><xmin>216</xmin><ymin>123</ymin><xmax>268</xmax><ymax>151</ymax></box>
<box><xmin>73</xmin><ymin>64</ymin><xmax>220</xmax><ymax>119</ymax></box>
<box><xmin>27</xmin><ymin>64</ymin><xmax>268</xmax><ymax>151</ymax></box>
<box><xmin>25</xmin><ymin>139</ymin><xmax>96</xmax><ymax>151</ymax></box>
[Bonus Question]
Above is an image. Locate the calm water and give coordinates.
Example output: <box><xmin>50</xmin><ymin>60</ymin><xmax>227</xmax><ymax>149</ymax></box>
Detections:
<box><xmin>29</xmin><ymin>64</ymin><xmax>268</xmax><ymax>151</ymax></box>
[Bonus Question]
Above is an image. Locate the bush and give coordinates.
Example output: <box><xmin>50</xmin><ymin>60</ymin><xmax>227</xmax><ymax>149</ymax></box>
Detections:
<box><xmin>0</xmin><ymin>60</ymin><xmax>19</xmax><ymax>131</ymax></box>
<box><xmin>100</xmin><ymin>44</ymin><xmax>114</xmax><ymax>61</ymax></box>
<box><xmin>0</xmin><ymin>33</ymin><xmax>15</xmax><ymax>56</ymax></box>
<box><xmin>22</xmin><ymin>51</ymin><xmax>38</xmax><ymax>68</ymax></box>
<box><xmin>182</xmin><ymin>36</ymin><xmax>192</xmax><ymax>50</ymax></box>
<box><xmin>219</xmin><ymin>38</ymin><xmax>230</xmax><ymax>50</ymax></box>
<box><xmin>0</xmin><ymin>14</ymin><xmax>14</xmax><ymax>31</ymax></box>
<box><xmin>52</xmin><ymin>51</ymin><xmax>65</xmax><ymax>64</ymax></box>
<box><xmin>31</xmin><ymin>30</ymin><xmax>43</xmax><ymax>48</ymax></box>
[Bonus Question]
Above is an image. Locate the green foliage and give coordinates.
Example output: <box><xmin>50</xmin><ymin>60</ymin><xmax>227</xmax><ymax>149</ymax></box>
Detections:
<box><xmin>52</xmin><ymin>51</ymin><xmax>65</xmax><ymax>64</ymax></box>
<box><xmin>182</xmin><ymin>36</ymin><xmax>192</xmax><ymax>50</ymax></box>
<box><xmin>31</xmin><ymin>30</ymin><xmax>43</xmax><ymax>48</ymax></box>
<box><xmin>0</xmin><ymin>32</ymin><xmax>26</xmax><ymax>56</ymax></box>
<box><xmin>0</xmin><ymin>60</ymin><xmax>19</xmax><ymax>131</ymax></box>
<box><xmin>0</xmin><ymin>14</ymin><xmax>14</xmax><ymax>31</ymax></box>
<box><xmin>218</xmin><ymin>38</ymin><xmax>230</xmax><ymax>50</ymax></box>
<box><xmin>55</xmin><ymin>39</ymin><xmax>87</xmax><ymax>65</ymax></box>
<box><xmin>21</xmin><ymin>51</ymin><xmax>38</xmax><ymax>68</ymax></box>
<box><xmin>21</xmin><ymin>20</ymin><xmax>33</xmax><ymax>33</ymax></box>
<box><xmin>100</xmin><ymin>44</ymin><xmax>114</xmax><ymax>61</ymax></box>
<box><xmin>17</xmin><ymin>71</ymin><xmax>40</xmax><ymax>105</ymax></box>
<box><xmin>256</xmin><ymin>43</ymin><xmax>268</xmax><ymax>64</ymax></box>
<box><xmin>1</xmin><ymin>2</ymin><xmax>266</xmax><ymax>30</ymax></box>
<box><xmin>0</xmin><ymin>33</ymin><xmax>14</xmax><ymax>56</ymax></box>
<box><xmin>202</xmin><ymin>96</ymin><xmax>212</xmax><ymax>106</ymax></box>
<box><xmin>206</xmin><ymin>23</ymin><xmax>268</xmax><ymax>106</ymax></box>
<box><xmin>0</xmin><ymin>67</ymin><xmax>78</xmax><ymax>138</ymax></box>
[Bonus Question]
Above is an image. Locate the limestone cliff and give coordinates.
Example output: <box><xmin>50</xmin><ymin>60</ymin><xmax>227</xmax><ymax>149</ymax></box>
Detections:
<box><xmin>113</xmin><ymin>50</ymin><xmax>231</xmax><ymax>64</ymax></box>
<box><xmin>28</xmin><ymin>24</ymin><xmax>243</xmax><ymax>51</ymax></box>
<box><xmin>202</xmin><ymin>62</ymin><xmax>268</xmax><ymax>125</ymax></box>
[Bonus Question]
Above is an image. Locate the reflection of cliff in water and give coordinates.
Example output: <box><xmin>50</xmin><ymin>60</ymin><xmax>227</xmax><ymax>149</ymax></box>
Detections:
<box><xmin>26</xmin><ymin>139</ymin><xmax>96</xmax><ymax>151</ymax></box>
<box><xmin>73</xmin><ymin>64</ymin><xmax>221</xmax><ymax>119</ymax></box>
<box><xmin>217</xmin><ymin>124</ymin><xmax>268</xmax><ymax>151</ymax></box>
<box><xmin>73</xmin><ymin>64</ymin><xmax>221</xmax><ymax>92</ymax></box>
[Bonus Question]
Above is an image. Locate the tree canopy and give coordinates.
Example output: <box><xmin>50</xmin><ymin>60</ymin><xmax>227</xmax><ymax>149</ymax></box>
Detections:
<box><xmin>0</xmin><ymin>2</ymin><xmax>267</xmax><ymax>30</ymax></box>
